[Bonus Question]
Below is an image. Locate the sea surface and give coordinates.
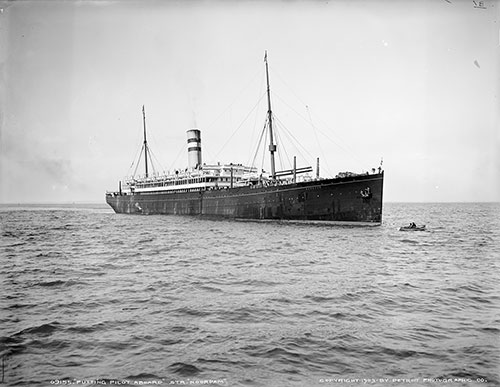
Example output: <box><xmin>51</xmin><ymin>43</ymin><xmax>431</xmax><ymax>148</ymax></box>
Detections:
<box><xmin>1</xmin><ymin>202</ymin><xmax>499</xmax><ymax>387</ymax></box>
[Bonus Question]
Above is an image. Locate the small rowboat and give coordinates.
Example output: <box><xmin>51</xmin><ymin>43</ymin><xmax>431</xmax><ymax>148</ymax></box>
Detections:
<box><xmin>399</xmin><ymin>225</ymin><xmax>426</xmax><ymax>231</ymax></box>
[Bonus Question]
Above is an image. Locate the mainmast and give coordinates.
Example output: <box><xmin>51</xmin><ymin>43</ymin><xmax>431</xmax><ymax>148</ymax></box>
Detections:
<box><xmin>142</xmin><ymin>105</ymin><xmax>149</xmax><ymax>177</ymax></box>
<box><xmin>264</xmin><ymin>51</ymin><xmax>276</xmax><ymax>180</ymax></box>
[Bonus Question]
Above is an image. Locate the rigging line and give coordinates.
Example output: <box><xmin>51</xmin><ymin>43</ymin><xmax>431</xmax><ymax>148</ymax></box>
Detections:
<box><xmin>148</xmin><ymin>146</ymin><xmax>167</xmax><ymax>174</ymax></box>
<box><xmin>271</xmin><ymin>91</ymin><xmax>362</xmax><ymax>163</ymax></box>
<box><xmin>126</xmin><ymin>143</ymin><xmax>144</xmax><ymax>177</ymax></box>
<box><xmin>273</xmin><ymin>116</ymin><xmax>295</xmax><ymax>167</ymax></box>
<box><xmin>305</xmin><ymin>105</ymin><xmax>365</xmax><ymax>166</ymax></box>
<box><xmin>147</xmin><ymin>149</ymin><xmax>161</xmax><ymax>175</ymax></box>
<box><xmin>204</xmin><ymin>65</ymin><xmax>264</xmax><ymax>132</ymax></box>
<box><xmin>274</xmin><ymin>124</ymin><xmax>283</xmax><ymax>171</ymax></box>
<box><xmin>273</xmin><ymin>120</ymin><xmax>289</xmax><ymax>171</ymax></box>
<box><xmin>277</xmin><ymin>129</ymin><xmax>309</xmax><ymax>169</ymax></box>
<box><xmin>268</xmin><ymin>65</ymin><xmax>310</xmax><ymax>109</ymax></box>
<box><xmin>271</xmin><ymin>65</ymin><xmax>353</xmax><ymax>159</ymax></box>
<box><xmin>248</xmin><ymin>68</ymin><xmax>266</xmax><ymax>163</ymax></box>
<box><xmin>277</xmin><ymin>122</ymin><xmax>294</xmax><ymax>171</ymax></box>
<box><xmin>249</xmin><ymin>119</ymin><xmax>267</xmax><ymax>169</ymax></box>
<box><xmin>143</xmin><ymin>143</ymin><xmax>156</xmax><ymax>175</ymax></box>
<box><xmin>249</xmin><ymin>119</ymin><xmax>266</xmax><ymax>167</ymax></box>
<box><xmin>200</xmin><ymin>137</ymin><xmax>218</xmax><ymax>166</ymax></box>
<box><xmin>306</xmin><ymin>105</ymin><xmax>333</xmax><ymax>177</ymax></box>
<box><xmin>212</xmin><ymin>92</ymin><xmax>267</xmax><ymax>161</ymax></box>
<box><xmin>273</xmin><ymin>114</ymin><xmax>313</xmax><ymax>162</ymax></box>
<box><xmin>168</xmin><ymin>143</ymin><xmax>186</xmax><ymax>172</ymax></box>
<box><xmin>133</xmin><ymin>146</ymin><xmax>145</xmax><ymax>178</ymax></box>
<box><xmin>126</xmin><ymin>110</ymin><xmax>148</xmax><ymax>177</ymax></box>
<box><xmin>260</xmin><ymin>124</ymin><xmax>268</xmax><ymax>173</ymax></box>
<box><xmin>146</xmin><ymin>126</ymin><xmax>167</xmax><ymax>173</ymax></box>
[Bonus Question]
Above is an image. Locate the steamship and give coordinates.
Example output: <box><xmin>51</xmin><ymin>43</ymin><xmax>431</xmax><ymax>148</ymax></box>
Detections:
<box><xmin>105</xmin><ymin>54</ymin><xmax>384</xmax><ymax>224</ymax></box>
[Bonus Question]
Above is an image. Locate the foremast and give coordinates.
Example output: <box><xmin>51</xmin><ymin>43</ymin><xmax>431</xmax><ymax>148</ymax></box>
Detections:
<box><xmin>264</xmin><ymin>51</ymin><xmax>277</xmax><ymax>180</ymax></box>
<box><xmin>142</xmin><ymin>105</ymin><xmax>149</xmax><ymax>177</ymax></box>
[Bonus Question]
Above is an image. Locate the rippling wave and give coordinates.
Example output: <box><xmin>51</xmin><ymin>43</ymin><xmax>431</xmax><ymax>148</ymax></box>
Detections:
<box><xmin>1</xmin><ymin>203</ymin><xmax>499</xmax><ymax>386</ymax></box>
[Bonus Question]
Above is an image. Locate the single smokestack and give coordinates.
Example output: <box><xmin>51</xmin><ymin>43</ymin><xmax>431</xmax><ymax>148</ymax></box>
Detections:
<box><xmin>187</xmin><ymin>129</ymin><xmax>202</xmax><ymax>170</ymax></box>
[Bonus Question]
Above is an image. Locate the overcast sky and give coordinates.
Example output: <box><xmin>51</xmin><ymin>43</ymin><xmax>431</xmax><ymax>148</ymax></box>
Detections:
<box><xmin>1</xmin><ymin>0</ymin><xmax>499</xmax><ymax>203</ymax></box>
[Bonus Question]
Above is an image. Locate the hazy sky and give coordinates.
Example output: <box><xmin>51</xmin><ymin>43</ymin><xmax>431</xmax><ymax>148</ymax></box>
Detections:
<box><xmin>1</xmin><ymin>0</ymin><xmax>499</xmax><ymax>203</ymax></box>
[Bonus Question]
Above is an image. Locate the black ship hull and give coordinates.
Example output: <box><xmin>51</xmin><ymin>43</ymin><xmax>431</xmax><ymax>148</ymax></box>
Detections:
<box><xmin>106</xmin><ymin>172</ymin><xmax>383</xmax><ymax>224</ymax></box>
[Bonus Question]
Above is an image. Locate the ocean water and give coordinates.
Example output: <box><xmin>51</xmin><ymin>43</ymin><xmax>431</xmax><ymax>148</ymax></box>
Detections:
<box><xmin>1</xmin><ymin>202</ymin><xmax>499</xmax><ymax>387</ymax></box>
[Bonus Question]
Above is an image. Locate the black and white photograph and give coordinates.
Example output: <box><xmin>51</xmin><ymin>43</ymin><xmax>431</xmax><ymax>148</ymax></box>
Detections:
<box><xmin>0</xmin><ymin>0</ymin><xmax>499</xmax><ymax>386</ymax></box>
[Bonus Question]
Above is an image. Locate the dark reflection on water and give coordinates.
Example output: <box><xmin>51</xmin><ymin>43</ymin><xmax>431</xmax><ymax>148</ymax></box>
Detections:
<box><xmin>1</xmin><ymin>203</ymin><xmax>499</xmax><ymax>386</ymax></box>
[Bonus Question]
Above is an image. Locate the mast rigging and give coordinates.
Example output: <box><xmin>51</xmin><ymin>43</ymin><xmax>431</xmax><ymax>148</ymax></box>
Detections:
<box><xmin>264</xmin><ymin>51</ymin><xmax>277</xmax><ymax>179</ymax></box>
<box><xmin>142</xmin><ymin>105</ymin><xmax>149</xmax><ymax>177</ymax></box>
